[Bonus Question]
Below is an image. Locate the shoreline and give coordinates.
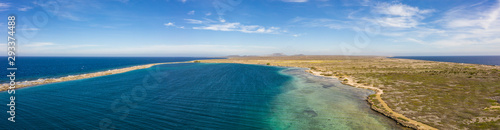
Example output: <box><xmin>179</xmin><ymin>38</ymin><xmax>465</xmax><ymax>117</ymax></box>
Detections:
<box><xmin>306</xmin><ymin>69</ymin><xmax>436</xmax><ymax>130</ymax></box>
<box><xmin>0</xmin><ymin>59</ymin><xmax>417</xmax><ymax>129</ymax></box>
<box><xmin>199</xmin><ymin>59</ymin><xmax>438</xmax><ymax>130</ymax></box>
<box><xmin>0</xmin><ymin>61</ymin><xmax>190</xmax><ymax>92</ymax></box>
<box><xmin>4</xmin><ymin>57</ymin><xmax>494</xmax><ymax>129</ymax></box>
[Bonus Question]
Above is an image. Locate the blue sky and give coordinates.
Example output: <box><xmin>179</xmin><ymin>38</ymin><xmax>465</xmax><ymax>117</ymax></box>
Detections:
<box><xmin>0</xmin><ymin>0</ymin><xmax>499</xmax><ymax>56</ymax></box>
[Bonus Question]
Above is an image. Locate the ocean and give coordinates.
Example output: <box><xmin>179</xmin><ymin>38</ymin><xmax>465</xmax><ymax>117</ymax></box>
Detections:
<box><xmin>391</xmin><ymin>56</ymin><xmax>500</xmax><ymax>66</ymax></box>
<box><xmin>0</xmin><ymin>58</ymin><xmax>402</xmax><ymax>129</ymax></box>
<box><xmin>0</xmin><ymin>57</ymin><xmax>213</xmax><ymax>83</ymax></box>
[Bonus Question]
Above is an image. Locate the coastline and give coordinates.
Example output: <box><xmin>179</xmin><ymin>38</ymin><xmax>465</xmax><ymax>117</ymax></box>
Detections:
<box><xmin>306</xmin><ymin>69</ymin><xmax>436</xmax><ymax>130</ymax></box>
<box><xmin>0</xmin><ymin>61</ymin><xmax>190</xmax><ymax>92</ymax></box>
<box><xmin>1</xmin><ymin>59</ymin><xmax>423</xmax><ymax>129</ymax></box>
<box><xmin>198</xmin><ymin>58</ymin><xmax>442</xmax><ymax>130</ymax></box>
<box><xmin>5</xmin><ymin>56</ymin><xmax>499</xmax><ymax>129</ymax></box>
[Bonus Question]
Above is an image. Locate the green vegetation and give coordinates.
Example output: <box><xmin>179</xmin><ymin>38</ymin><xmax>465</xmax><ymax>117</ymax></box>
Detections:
<box><xmin>469</xmin><ymin>120</ymin><xmax>499</xmax><ymax>129</ymax></box>
<box><xmin>320</xmin><ymin>73</ymin><xmax>333</xmax><ymax>76</ymax></box>
<box><xmin>266</xmin><ymin>63</ymin><xmax>270</xmax><ymax>65</ymax></box>
<box><xmin>193</xmin><ymin>60</ymin><xmax>201</xmax><ymax>63</ymax></box>
<box><xmin>397</xmin><ymin>117</ymin><xmax>409</xmax><ymax>122</ymax></box>
<box><xmin>371</xmin><ymin>97</ymin><xmax>380</xmax><ymax>104</ymax></box>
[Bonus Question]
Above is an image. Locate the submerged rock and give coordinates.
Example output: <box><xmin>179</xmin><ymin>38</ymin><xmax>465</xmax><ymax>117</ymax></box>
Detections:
<box><xmin>303</xmin><ymin>109</ymin><xmax>318</xmax><ymax>118</ymax></box>
<box><xmin>321</xmin><ymin>83</ymin><xmax>335</xmax><ymax>88</ymax></box>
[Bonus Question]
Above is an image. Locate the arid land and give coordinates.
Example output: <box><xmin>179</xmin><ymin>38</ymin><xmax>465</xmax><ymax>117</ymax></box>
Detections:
<box><xmin>198</xmin><ymin>55</ymin><xmax>500</xmax><ymax>130</ymax></box>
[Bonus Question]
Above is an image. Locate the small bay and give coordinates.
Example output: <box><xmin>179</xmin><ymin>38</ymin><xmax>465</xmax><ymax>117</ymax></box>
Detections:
<box><xmin>0</xmin><ymin>63</ymin><xmax>401</xmax><ymax>129</ymax></box>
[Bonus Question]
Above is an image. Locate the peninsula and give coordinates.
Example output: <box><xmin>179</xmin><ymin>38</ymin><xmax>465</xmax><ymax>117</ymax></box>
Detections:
<box><xmin>0</xmin><ymin>62</ymin><xmax>189</xmax><ymax>92</ymax></box>
<box><xmin>199</xmin><ymin>55</ymin><xmax>500</xmax><ymax>130</ymax></box>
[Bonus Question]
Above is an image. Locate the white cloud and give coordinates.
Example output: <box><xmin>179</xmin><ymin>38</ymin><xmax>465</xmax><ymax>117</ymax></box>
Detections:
<box><xmin>443</xmin><ymin>1</ymin><xmax>500</xmax><ymax>29</ymax></box>
<box><xmin>33</xmin><ymin>0</ymin><xmax>131</xmax><ymax>21</ymax></box>
<box><xmin>89</xmin><ymin>23</ymin><xmax>131</xmax><ymax>29</ymax></box>
<box><xmin>373</xmin><ymin>3</ymin><xmax>432</xmax><ymax>17</ymax></box>
<box><xmin>23</xmin><ymin>42</ymin><xmax>100</xmax><ymax>48</ymax></box>
<box><xmin>19</xmin><ymin>44</ymin><xmax>278</xmax><ymax>56</ymax></box>
<box><xmin>370</xmin><ymin>2</ymin><xmax>434</xmax><ymax>28</ymax></box>
<box><xmin>292</xmin><ymin>34</ymin><xmax>302</xmax><ymax>37</ymax></box>
<box><xmin>164</xmin><ymin>22</ymin><xmax>175</xmax><ymax>26</ymax></box>
<box><xmin>0</xmin><ymin>2</ymin><xmax>10</xmax><ymax>11</ymax></box>
<box><xmin>181</xmin><ymin>0</ymin><xmax>187</xmax><ymax>3</ymax></box>
<box><xmin>427</xmin><ymin>0</ymin><xmax>500</xmax><ymax>46</ymax></box>
<box><xmin>18</xmin><ymin>6</ymin><xmax>32</xmax><ymax>11</ymax></box>
<box><xmin>18</xmin><ymin>43</ymin><xmax>102</xmax><ymax>56</ymax></box>
<box><xmin>188</xmin><ymin>10</ymin><xmax>195</xmax><ymax>15</ymax></box>
<box><xmin>25</xmin><ymin>42</ymin><xmax>55</xmax><ymax>47</ymax></box>
<box><xmin>205</xmin><ymin>12</ymin><xmax>212</xmax><ymax>16</ymax></box>
<box><xmin>60</xmin><ymin>13</ymin><xmax>82</xmax><ymax>21</ymax></box>
<box><xmin>282</xmin><ymin>0</ymin><xmax>308</xmax><ymax>2</ymax></box>
<box><xmin>193</xmin><ymin>22</ymin><xmax>239</xmax><ymax>31</ymax></box>
<box><xmin>337</xmin><ymin>0</ymin><xmax>500</xmax><ymax>49</ymax></box>
<box><xmin>0</xmin><ymin>3</ymin><xmax>9</xmax><ymax>7</ymax></box>
<box><xmin>164</xmin><ymin>22</ymin><xmax>185</xmax><ymax>29</ymax></box>
<box><xmin>18</xmin><ymin>28</ymin><xmax>40</xmax><ymax>31</ymax></box>
<box><xmin>34</xmin><ymin>1</ymin><xmax>85</xmax><ymax>21</ymax></box>
<box><xmin>291</xmin><ymin>17</ymin><xmax>351</xmax><ymax>29</ymax></box>
<box><xmin>185</xmin><ymin>19</ymin><xmax>203</xmax><ymax>24</ymax></box>
<box><xmin>193</xmin><ymin>22</ymin><xmax>281</xmax><ymax>34</ymax></box>
<box><xmin>370</xmin><ymin>0</ymin><xmax>500</xmax><ymax>47</ymax></box>
<box><xmin>376</xmin><ymin>17</ymin><xmax>418</xmax><ymax>28</ymax></box>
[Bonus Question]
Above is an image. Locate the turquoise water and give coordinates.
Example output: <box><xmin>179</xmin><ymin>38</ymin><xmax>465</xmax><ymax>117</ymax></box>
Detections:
<box><xmin>0</xmin><ymin>63</ymin><xmax>401</xmax><ymax>129</ymax></box>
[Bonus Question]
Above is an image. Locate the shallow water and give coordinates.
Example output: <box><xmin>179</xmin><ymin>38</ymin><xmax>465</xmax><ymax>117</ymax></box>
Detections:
<box><xmin>0</xmin><ymin>63</ymin><xmax>402</xmax><ymax>129</ymax></box>
<box><xmin>270</xmin><ymin>68</ymin><xmax>402</xmax><ymax>129</ymax></box>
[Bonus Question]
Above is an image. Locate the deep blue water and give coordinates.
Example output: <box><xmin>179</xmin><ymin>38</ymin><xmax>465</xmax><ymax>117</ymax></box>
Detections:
<box><xmin>0</xmin><ymin>63</ymin><xmax>401</xmax><ymax>129</ymax></box>
<box><xmin>0</xmin><ymin>57</ymin><xmax>214</xmax><ymax>83</ymax></box>
<box><xmin>391</xmin><ymin>56</ymin><xmax>500</xmax><ymax>65</ymax></box>
<box><xmin>0</xmin><ymin>63</ymin><xmax>291</xmax><ymax>129</ymax></box>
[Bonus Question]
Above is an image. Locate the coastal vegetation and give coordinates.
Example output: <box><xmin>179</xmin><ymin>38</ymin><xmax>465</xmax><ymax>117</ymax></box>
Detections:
<box><xmin>200</xmin><ymin>55</ymin><xmax>500</xmax><ymax>129</ymax></box>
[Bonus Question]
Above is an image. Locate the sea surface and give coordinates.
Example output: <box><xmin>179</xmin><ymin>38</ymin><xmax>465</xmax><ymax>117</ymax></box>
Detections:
<box><xmin>0</xmin><ymin>57</ymin><xmax>213</xmax><ymax>83</ymax></box>
<box><xmin>0</xmin><ymin>59</ymin><xmax>402</xmax><ymax>129</ymax></box>
<box><xmin>392</xmin><ymin>56</ymin><xmax>500</xmax><ymax>66</ymax></box>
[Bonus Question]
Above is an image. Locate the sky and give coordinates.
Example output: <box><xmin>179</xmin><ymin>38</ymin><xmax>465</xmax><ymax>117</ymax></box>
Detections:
<box><xmin>0</xmin><ymin>0</ymin><xmax>499</xmax><ymax>56</ymax></box>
